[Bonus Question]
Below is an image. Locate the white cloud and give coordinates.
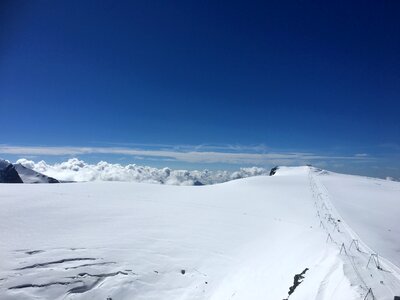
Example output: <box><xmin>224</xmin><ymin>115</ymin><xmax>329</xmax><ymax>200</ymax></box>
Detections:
<box><xmin>15</xmin><ymin>158</ymin><xmax>269</xmax><ymax>185</ymax></box>
<box><xmin>0</xmin><ymin>145</ymin><xmax>370</xmax><ymax>166</ymax></box>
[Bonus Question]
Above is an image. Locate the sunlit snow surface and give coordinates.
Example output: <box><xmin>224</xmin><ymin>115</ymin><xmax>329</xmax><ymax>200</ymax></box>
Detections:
<box><xmin>0</xmin><ymin>167</ymin><xmax>399</xmax><ymax>299</ymax></box>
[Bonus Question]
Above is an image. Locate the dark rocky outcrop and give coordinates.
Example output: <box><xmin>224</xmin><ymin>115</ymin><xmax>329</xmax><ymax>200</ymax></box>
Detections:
<box><xmin>269</xmin><ymin>166</ymin><xmax>279</xmax><ymax>176</ymax></box>
<box><xmin>283</xmin><ymin>268</ymin><xmax>309</xmax><ymax>300</ymax></box>
<box><xmin>0</xmin><ymin>160</ymin><xmax>23</xmax><ymax>183</ymax></box>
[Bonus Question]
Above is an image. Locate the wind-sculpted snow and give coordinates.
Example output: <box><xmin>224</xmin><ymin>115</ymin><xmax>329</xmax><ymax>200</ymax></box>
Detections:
<box><xmin>15</xmin><ymin>158</ymin><xmax>268</xmax><ymax>185</ymax></box>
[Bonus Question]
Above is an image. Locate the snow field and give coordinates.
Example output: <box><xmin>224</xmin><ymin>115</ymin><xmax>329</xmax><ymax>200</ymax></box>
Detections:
<box><xmin>0</xmin><ymin>166</ymin><xmax>398</xmax><ymax>299</ymax></box>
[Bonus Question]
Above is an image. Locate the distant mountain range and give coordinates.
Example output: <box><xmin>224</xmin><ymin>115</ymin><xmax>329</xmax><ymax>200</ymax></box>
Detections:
<box><xmin>0</xmin><ymin>159</ymin><xmax>59</xmax><ymax>183</ymax></box>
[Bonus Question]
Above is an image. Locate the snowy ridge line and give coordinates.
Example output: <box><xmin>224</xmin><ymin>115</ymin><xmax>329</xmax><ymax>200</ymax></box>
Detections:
<box><xmin>308</xmin><ymin>171</ymin><xmax>371</xmax><ymax>298</ymax></box>
<box><xmin>315</xmin><ymin>173</ymin><xmax>400</xmax><ymax>281</ymax></box>
<box><xmin>309</xmin><ymin>169</ymin><xmax>400</xmax><ymax>299</ymax></box>
<box><xmin>314</xmin><ymin>172</ymin><xmax>400</xmax><ymax>281</ymax></box>
<box><xmin>311</xmin><ymin>175</ymin><xmax>397</xmax><ymax>300</ymax></box>
<box><xmin>311</xmin><ymin>172</ymin><xmax>372</xmax><ymax>299</ymax></box>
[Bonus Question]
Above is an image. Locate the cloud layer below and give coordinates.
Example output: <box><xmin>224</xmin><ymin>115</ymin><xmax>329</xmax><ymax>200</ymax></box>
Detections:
<box><xmin>16</xmin><ymin>158</ymin><xmax>269</xmax><ymax>185</ymax></box>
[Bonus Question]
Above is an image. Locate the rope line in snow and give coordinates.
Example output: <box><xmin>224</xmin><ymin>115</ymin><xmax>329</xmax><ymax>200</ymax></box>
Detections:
<box><xmin>307</xmin><ymin>170</ymin><xmax>376</xmax><ymax>300</ymax></box>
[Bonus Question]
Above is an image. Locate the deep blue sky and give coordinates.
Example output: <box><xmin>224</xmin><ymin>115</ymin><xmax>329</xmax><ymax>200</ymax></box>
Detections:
<box><xmin>0</xmin><ymin>1</ymin><xmax>399</xmax><ymax>177</ymax></box>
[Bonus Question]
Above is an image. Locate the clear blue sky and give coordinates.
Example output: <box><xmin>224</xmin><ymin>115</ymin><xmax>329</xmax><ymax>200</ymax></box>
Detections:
<box><xmin>0</xmin><ymin>1</ymin><xmax>399</xmax><ymax>178</ymax></box>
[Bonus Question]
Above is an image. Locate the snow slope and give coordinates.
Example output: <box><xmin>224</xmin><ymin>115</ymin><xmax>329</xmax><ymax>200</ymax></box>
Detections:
<box><xmin>0</xmin><ymin>167</ymin><xmax>399</xmax><ymax>299</ymax></box>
